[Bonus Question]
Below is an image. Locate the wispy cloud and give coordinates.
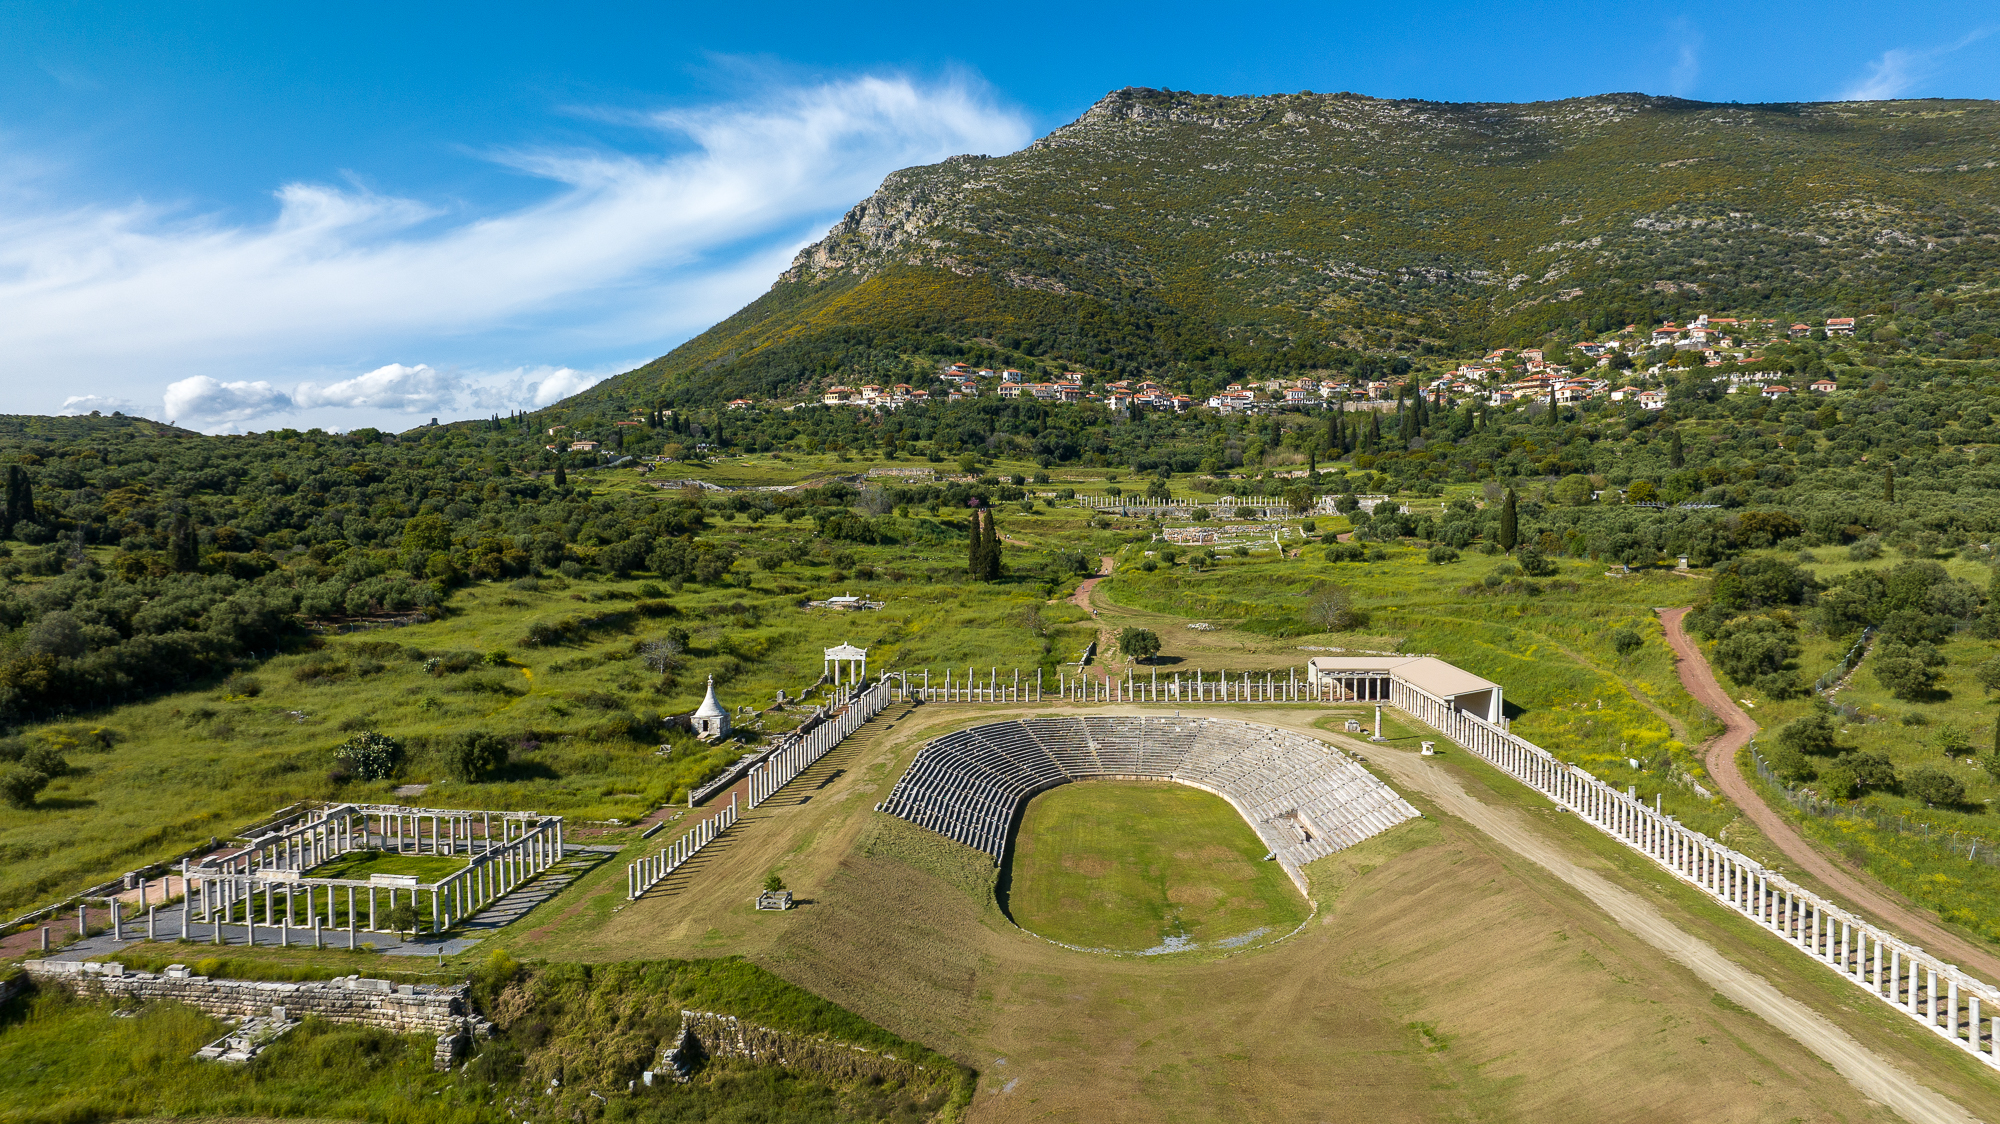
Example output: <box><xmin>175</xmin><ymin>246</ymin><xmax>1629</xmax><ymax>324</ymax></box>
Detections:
<box><xmin>1667</xmin><ymin>22</ymin><xmax>1702</xmax><ymax>97</ymax></box>
<box><xmin>155</xmin><ymin>362</ymin><xmax>630</xmax><ymax>430</ymax></box>
<box><xmin>1842</xmin><ymin>28</ymin><xmax>1995</xmax><ymax>100</ymax></box>
<box><xmin>0</xmin><ymin>72</ymin><xmax>1032</xmax><ymax>431</ymax></box>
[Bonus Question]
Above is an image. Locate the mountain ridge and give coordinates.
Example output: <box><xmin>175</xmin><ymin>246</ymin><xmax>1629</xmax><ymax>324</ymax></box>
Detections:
<box><xmin>573</xmin><ymin>87</ymin><xmax>2000</xmax><ymax>411</ymax></box>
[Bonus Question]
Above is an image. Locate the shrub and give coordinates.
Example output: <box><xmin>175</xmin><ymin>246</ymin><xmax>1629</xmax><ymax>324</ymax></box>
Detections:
<box><xmin>1325</xmin><ymin>542</ymin><xmax>1366</xmax><ymax>563</ymax></box>
<box><xmin>20</xmin><ymin>744</ymin><xmax>67</xmax><ymax>778</ymax></box>
<box><xmin>1904</xmin><ymin>766</ymin><xmax>1965</xmax><ymax>806</ymax></box>
<box><xmin>1306</xmin><ymin>584</ymin><xmax>1370</xmax><ymax>632</ymax></box>
<box><xmin>1426</xmin><ymin>544</ymin><xmax>1460</xmax><ymax>565</ymax></box>
<box><xmin>1816</xmin><ymin>764</ymin><xmax>1858</xmax><ymax>800</ymax></box>
<box><xmin>1871</xmin><ymin>640</ymin><xmax>1945</xmax><ymax>702</ymax></box>
<box><xmin>1836</xmin><ymin>750</ymin><xmax>1897</xmax><ymax>790</ymax></box>
<box><xmin>1610</xmin><ymin>628</ymin><xmax>1643</xmax><ymax>657</ymax></box>
<box><xmin>334</xmin><ymin>731</ymin><xmax>401</xmax><ymax>781</ymax></box>
<box><xmin>385</xmin><ymin>901</ymin><xmax>419</xmax><ymax>937</ymax></box>
<box><xmin>1774</xmin><ymin>711</ymin><xmax>1838</xmax><ymax>757</ymax></box>
<box><xmin>1516</xmin><ymin>546</ymin><xmax>1557</xmax><ymax>577</ymax></box>
<box><xmin>0</xmin><ymin>766</ymin><xmax>48</xmax><ymax>809</ymax></box>
<box><xmin>1930</xmin><ymin>723</ymin><xmax>1971</xmax><ymax>758</ymax></box>
<box><xmin>441</xmin><ymin>731</ymin><xmax>509</xmax><ymax>783</ymax></box>
<box><xmin>1713</xmin><ymin>615</ymin><xmax>1804</xmax><ymax>697</ymax></box>
<box><xmin>1118</xmin><ymin>627</ymin><xmax>1162</xmax><ymax>663</ymax></box>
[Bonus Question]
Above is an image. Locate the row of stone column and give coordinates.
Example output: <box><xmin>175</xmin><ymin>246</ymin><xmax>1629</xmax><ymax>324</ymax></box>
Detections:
<box><xmin>749</xmin><ymin>683</ymin><xmax>888</xmax><ymax>808</ymax></box>
<box><xmin>900</xmin><ymin>667</ymin><xmax>1342</xmax><ymax>705</ymax></box>
<box><xmin>237</xmin><ymin>807</ymin><xmax>537</xmax><ymax>876</ymax></box>
<box><xmin>630</xmin><ymin>795</ymin><xmax>737</xmax><ymax>899</ymax></box>
<box><xmin>430</xmin><ymin>818</ymin><xmax>563</xmax><ymax>930</ymax></box>
<box><xmin>1389</xmin><ymin>677</ymin><xmax>2000</xmax><ymax>1068</ymax></box>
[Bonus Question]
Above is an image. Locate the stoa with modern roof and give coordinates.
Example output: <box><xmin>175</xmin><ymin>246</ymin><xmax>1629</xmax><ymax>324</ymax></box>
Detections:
<box><xmin>1305</xmin><ymin>656</ymin><xmax>1502</xmax><ymax>723</ymax></box>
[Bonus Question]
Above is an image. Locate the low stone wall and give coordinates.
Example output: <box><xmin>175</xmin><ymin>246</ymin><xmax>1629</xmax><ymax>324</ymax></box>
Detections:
<box><xmin>25</xmin><ymin>959</ymin><xmax>485</xmax><ymax>1069</ymax></box>
<box><xmin>664</xmin><ymin>1010</ymin><xmax>937</xmax><ymax>1086</ymax></box>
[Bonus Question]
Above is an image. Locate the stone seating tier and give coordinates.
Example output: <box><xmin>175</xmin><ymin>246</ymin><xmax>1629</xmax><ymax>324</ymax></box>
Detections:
<box><xmin>879</xmin><ymin>716</ymin><xmax>1421</xmax><ymax>884</ymax></box>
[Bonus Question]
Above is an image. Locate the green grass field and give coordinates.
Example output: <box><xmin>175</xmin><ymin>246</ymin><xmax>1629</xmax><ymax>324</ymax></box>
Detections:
<box><xmin>307</xmin><ymin>849</ymin><xmax>466</xmax><ymax>882</ymax></box>
<box><xmin>1004</xmin><ymin>780</ymin><xmax>1309</xmax><ymax>952</ymax></box>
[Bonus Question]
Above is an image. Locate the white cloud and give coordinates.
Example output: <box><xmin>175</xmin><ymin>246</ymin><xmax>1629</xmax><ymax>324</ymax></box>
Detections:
<box><xmin>529</xmin><ymin>367</ymin><xmax>612</xmax><ymax>406</ymax></box>
<box><xmin>0</xmin><ymin>72</ymin><xmax>1032</xmax><ymax>431</ymax></box>
<box><xmin>58</xmin><ymin>393</ymin><xmax>136</xmax><ymax>416</ymax></box>
<box><xmin>162</xmin><ymin>377</ymin><xmax>292</xmax><ymax>425</ymax></box>
<box><xmin>1667</xmin><ymin>24</ymin><xmax>1702</xmax><ymax>97</ymax></box>
<box><xmin>1843</xmin><ymin>29</ymin><xmax>1994</xmax><ymax>100</ymax></box>
<box><xmin>293</xmin><ymin>363</ymin><xmax>457</xmax><ymax>412</ymax></box>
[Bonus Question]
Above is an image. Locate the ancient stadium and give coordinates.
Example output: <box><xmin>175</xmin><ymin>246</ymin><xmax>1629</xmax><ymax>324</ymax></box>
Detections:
<box><xmin>21</xmin><ymin>646</ymin><xmax>2000</xmax><ymax>1123</ymax></box>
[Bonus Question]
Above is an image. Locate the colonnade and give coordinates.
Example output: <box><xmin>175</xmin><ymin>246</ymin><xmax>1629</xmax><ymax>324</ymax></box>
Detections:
<box><xmin>629</xmin><ymin>795</ymin><xmax>737</xmax><ymax>900</ymax></box>
<box><xmin>897</xmin><ymin>666</ymin><xmax>1346</xmax><ymax>705</ymax></box>
<box><xmin>167</xmin><ymin>814</ymin><xmax>563</xmax><ymax>946</ymax></box>
<box><xmin>1390</xmin><ymin>676</ymin><xmax>2000</xmax><ymax>1070</ymax></box>
<box><xmin>215</xmin><ymin>803</ymin><xmax>544</xmax><ymax>877</ymax></box>
<box><xmin>748</xmin><ymin>682</ymin><xmax>891</xmax><ymax>807</ymax></box>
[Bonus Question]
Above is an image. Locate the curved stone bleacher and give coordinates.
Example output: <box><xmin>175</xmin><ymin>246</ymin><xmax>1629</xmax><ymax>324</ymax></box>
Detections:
<box><xmin>877</xmin><ymin>716</ymin><xmax>1420</xmax><ymax>888</ymax></box>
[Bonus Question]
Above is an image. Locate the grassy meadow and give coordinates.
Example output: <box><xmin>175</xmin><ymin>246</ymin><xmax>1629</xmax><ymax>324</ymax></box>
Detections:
<box><xmin>1003</xmin><ymin>780</ymin><xmax>1309</xmax><ymax>953</ymax></box>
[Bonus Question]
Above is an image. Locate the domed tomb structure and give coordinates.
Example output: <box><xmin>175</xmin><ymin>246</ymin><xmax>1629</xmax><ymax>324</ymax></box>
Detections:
<box><xmin>690</xmin><ymin>675</ymin><xmax>730</xmax><ymax>742</ymax></box>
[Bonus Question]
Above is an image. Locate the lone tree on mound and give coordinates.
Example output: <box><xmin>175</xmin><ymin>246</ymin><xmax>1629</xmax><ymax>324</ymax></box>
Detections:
<box><xmin>1119</xmin><ymin>627</ymin><xmax>1162</xmax><ymax>663</ymax></box>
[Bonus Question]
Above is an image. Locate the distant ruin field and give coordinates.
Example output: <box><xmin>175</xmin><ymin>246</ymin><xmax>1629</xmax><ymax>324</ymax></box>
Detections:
<box><xmin>1004</xmin><ymin>781</ymin><xmax>1307</xmax><ymax>952</ymax></box>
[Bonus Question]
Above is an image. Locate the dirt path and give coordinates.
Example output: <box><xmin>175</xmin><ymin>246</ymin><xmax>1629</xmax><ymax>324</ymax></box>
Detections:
<box><xmin>1658</xmin><ymin>607</ymin><xmax>2000</xmax><ymax>982</ymax></box>
<box><xmin>1346</xmin><ymin>734</ymin><xmax>1983</xmax><ymax>1124</ymax></box>
<box><xmin>1069</xmin><ymin>555</ymin><xmax>1113</xmax><ymax>618</ymax></box>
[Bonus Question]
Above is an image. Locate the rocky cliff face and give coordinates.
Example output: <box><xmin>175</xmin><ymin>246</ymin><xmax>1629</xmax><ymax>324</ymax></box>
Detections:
<box><xmin>772</xmin><ymin>86</ymin><xmax>2000</xmax><ymax>321</ymax></box>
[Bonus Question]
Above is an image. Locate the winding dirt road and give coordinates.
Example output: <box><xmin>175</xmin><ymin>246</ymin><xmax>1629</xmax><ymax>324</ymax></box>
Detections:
<box><xmin>1658</xmin><ymin>606</ymin><xmax>2000</xmax><ymax>981</ymax></box>
<box><xmin>1069</xmin><ymin>555</ymin><xmax>1113</xmax><ymax>616</ymax></box>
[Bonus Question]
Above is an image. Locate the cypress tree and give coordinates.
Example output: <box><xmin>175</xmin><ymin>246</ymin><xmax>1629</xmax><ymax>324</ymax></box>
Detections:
<box><xmin>1884</xmin><ymin>465</ymin><xmax>1896</xmax><ymax>503</ymax></box>
<box><xmin>1324</xmin><ymin>412</ymin><xmax>1340</xmax><ymax>455</ymax></box>
<box><xmin>968</xmin><ymin>506</ymin><xmax>984</xmax><ymax>577</ymax></box>
<box><xmin>1669</xmin><ymin>429</ymin><xmax>1685</xmax><ymax>469</ymax></box>
<box><xmin>554</xmin><ymin>463</ymin><xmax>568</xmax><ymax>489</ymax></box>
<box><xmin>1367</xmin><ymin>410</ymin><xmax>1381</xmax><ymax>453</ymax></box>
<box><xmin>168</xmin><ymin>514</ymin><xmax>198</xmax><ymax>573</ymax></box>
<box><xmin>1992</xmin><ymin>711</ymin><xmax>1999</xmax><ymax>758</ymax></box>
<box><xmin>1499</xmin><ymin>488</ymin><xmax>1519</xmax><ymax>552</ymax></box>
<box><xmin>984</xmin><ymin>510</ymin><xmax>1002</xmax><ymax>580</ymax></box>
<box><xmin>1</xmin><ymin>465</ymin><xmax>28</xmax><ymax>538</ymax></box>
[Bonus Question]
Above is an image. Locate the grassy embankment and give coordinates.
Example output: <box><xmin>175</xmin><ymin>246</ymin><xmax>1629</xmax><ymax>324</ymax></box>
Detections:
<box><xmin>0</xmin><ymin>955</ymin><xmax>970</xmax><ymax>1124</ymax></box>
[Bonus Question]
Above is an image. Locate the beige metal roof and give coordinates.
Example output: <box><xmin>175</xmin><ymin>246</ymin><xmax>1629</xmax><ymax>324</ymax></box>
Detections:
<box><xmin>1390</xmin><ymin>656</ymin><xmax>1501</xmax><ymax>700</ymax></box>
<box><xmin>1306</xmin><ymin>656</ymin><xmax>1407</xmax><ymax>673</ymax></box>
<box><xmin>1307</xmin><ymin>654</ymin><xmax>1499</xmax><ymax>700</ymax></box>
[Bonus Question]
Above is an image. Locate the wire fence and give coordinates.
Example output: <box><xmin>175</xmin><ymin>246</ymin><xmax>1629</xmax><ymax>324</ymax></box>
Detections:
<box><xmin>1749</xmin><ymin>744</ymin><xmax>2000</xmax><ymax>870</ymax></box>
<box><xmin>1812</xmin><ymin>627</ymin><xmax>1873</xmax><ymax>695</ymax></box>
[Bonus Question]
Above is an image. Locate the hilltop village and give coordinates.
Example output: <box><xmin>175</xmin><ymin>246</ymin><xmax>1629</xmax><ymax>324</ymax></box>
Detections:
<box><xmin>737</xmin><ymin>312</ymin><xmax>1860</xmax><ymax>419</ymax></box>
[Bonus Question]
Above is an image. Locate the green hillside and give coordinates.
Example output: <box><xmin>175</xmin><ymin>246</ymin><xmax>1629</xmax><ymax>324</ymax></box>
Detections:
<box><xmin>581</xmin><ymin>88</ymin><xmax>2000</xmax><ymax>409</ymax></box>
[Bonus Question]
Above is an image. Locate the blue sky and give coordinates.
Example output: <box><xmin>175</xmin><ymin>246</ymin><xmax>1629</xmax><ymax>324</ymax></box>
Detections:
<box><xmin>2</xmin><ymin>2</ymin><xmax>1993</xmax><ymax>432</ymax></box>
